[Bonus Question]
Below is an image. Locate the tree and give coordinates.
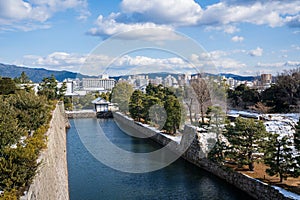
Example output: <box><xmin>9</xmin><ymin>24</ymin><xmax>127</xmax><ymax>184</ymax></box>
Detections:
<box><xmin>0</xmin><ymin>78</ymin><xmax>17</xmax><ymax>95</ymax></box>
<box><xmin>38</xmin><ymin>75</ymin><xmax>58</xmax><ymax>100</ymax></box>
<box><xmin>207</xmin><ymin>106</ymin><xmax>227</xmax><ymax>163</ymax></box>
<box><xmin>261</xmin><ymin>68</ymin><xmax>300</xmax><ymax>112</ymax></box>
<box><xmin>163</xmin><ymin>95</ymin><xmax>181</xmax><ymax>134</ymax></box>
<box><xmin>0</xmin><ymin>97</ymin><xmax>25</xmax><ymax>153</ymax></box>
<box><xmin>183</xmin><ymin>84</ymin><xmax>196</xmax><ymax>124</ymax></box>
<box><xmin>58</xmin><ymin>82</ymin><xmax>67</xmax><ymax>100</ymax></box>
<box><xmin>111</xmin><ymin>81</ymin><xmax>133</xmax><ymax>113</ymax></box>
<box><xmin>225</xmin><ymin>117</ymin><xmax>269</xmax><ymax>171</ymax></box>
<box><xmin>264</xmin><ymin>134</ymin><xmax>297</xmax><ymax>182</ymax></box>
<box><xmin>8</xmin><ymin>91</ymin><xmax>50</xmax><ymax>133</ymax></box>
<box><xmin>190</xmin><ymin>76</ymin><xmax>211</xmax><ymax>124</ymax></box>
<box><xmin>228</xmin><ymin>84</ymin><xmax>260</xmax><ymax>109</ymax></box>
<box><xmin>129</xmin><ymin>90</ymin><xmax>145</xmax><ymax>122</ymax></box>
<box><xmin>14</xmin><ymin>72</ymin><xmax>31</xmax><ymax>84</ymax></box>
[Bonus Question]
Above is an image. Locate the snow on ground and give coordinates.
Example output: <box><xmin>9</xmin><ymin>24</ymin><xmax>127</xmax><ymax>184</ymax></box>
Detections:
<box><xmin>272</xmin><ymin>186</ymin><xmax>300</xmax><ymax>200</ymax></box>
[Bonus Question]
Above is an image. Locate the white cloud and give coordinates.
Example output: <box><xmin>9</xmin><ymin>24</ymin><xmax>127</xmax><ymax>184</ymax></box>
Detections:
<box><xmin>0</xmin><ymin>0</ymin><xmax>90</xmax><ymax>31</ymax></box>
<box><xmin>200</xmin><ymin>1</ymin><xmax>300</xmax><ymax>28</ymax></box>
<box><xmin>18</xmin><ymin>52</ymin><xmax>193</xmax><ymax>75</ymax></box>
<box><xmin>121</xmin><ymin>0</ymin><xmax>203</xmax><ymax>26</ymax></box>
<box><xmin>256</xmin><ymin>61</ymin><xmax>300</xmax><ymax>74</ymax></box>
<box><xmin>248</xmin><ymin>47</ymin><xmax>263</xmax><ymax>57</ymax></box>
<box><xmin>231</xmin><ymin>36</ymin><xmax>244</xmax><ymax>42</ymax></box>
<box><xmin>87</xmin><ymin>14</ymin><xmax>183</xmax><ymax>41</ymax></box>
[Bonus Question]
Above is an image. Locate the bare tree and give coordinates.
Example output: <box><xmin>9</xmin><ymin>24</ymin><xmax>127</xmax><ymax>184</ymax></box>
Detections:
<box><xmin>190</xmin><ymin>75</ymin><xmax>211</xmax><ymax>124</ymax></box>
<box><xmin>183</xmin><ymin>84</ymin><xmax>196</xmax><ymax>124</ymax></box>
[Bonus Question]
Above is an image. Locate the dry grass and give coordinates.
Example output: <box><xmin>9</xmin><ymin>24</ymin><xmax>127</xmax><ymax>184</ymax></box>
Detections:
<box><xmin>226</xmin><ymin>162</ymin><xmax>300</xmax><ymax>195</ymax></box>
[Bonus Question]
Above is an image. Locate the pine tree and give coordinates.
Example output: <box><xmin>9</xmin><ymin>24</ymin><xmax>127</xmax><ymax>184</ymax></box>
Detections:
<box><xmin>129</xmin><ymin>90</ymin><xmax>145</xmax><ymax>122</ymax></box>
<box><xmin>264</xmin><ymin>134</ymin><xmax>296</xmax><ymax>182</ymax></box>
<box><xmin>207</xmin><ymin>106</ymin><xmax>227</xmax><ymax>163</ymax></box>
<box><xmin>111</xmin><ymin>82</ymin><xmax>133</xmax><ymax>113</ymax></box>
<box><xmin>225</xmin><ymin>117</ymin><xmax>269</xmax><ymax>171</ymax></box>
<box><xmin>163</xmin><ymin>95</ymin><xmax>181</xmax><ymax>134</ymax></box>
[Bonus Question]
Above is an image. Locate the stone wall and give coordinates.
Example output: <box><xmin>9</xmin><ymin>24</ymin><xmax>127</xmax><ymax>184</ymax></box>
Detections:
<box><xmin>65</xmin><ymin>110</ymin><xmax>96</xmax><ymax>118</ymax></box>
<box><xmin>113</xmin><ymin>112</ymin><xmax>294</xmax><ymax>200</ymax></box>
<box><xmin>22</xmin><ymin>104</ymin><xmax>69</xmax><ymax>200</ymax></box>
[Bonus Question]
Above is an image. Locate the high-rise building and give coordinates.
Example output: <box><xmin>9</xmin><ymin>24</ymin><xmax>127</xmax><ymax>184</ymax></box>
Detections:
<box><xmin>261</xmin><ymin>74</ymin><xmax>272</xmax><ymax>85</ymax></box>
<box><xmin>82</xmin><ymin>78</ymin><xmax>116</xmax><ymax>90</ymax></box>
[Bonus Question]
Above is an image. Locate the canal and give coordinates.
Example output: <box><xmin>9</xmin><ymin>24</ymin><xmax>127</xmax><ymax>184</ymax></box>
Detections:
<box><xmin>67</xmin><ymin>118</ymin><xmax>254</xmax><ymax>200</ymax></box>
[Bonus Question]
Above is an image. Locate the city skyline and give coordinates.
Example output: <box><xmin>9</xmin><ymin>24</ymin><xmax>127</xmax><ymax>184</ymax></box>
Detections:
<box><xmin>0</xmin><ymin>0</ymin><xmax>299</xmax><ymax>76</ymax></box>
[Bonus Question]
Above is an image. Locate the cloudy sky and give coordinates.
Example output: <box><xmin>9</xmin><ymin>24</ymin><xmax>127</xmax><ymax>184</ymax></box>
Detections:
<box><xmin>0</xmin><ymin>0</ymin><xmax>299</xmax><ymax>76</ymax></box>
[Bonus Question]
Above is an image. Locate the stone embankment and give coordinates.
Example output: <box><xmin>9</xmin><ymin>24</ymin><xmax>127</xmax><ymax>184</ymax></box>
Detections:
<box><xmin>22</xmin><ymin>103</ymin><xmax>69</xmax><ymax>200</ymax></box>
<box><xmin>114</xmin><ymin>112</ymin><xmax>295</xmax><ymax>200</ymax></box>
<box><xmin>65</xmin><ymin>110</ymin><xmax>96</xmax><ymax>119</ymax></box>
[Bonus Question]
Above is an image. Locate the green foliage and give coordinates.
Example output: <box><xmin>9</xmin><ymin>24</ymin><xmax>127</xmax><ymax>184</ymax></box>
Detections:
<box><xmin>14</xmin><ymin>72</ymin><xmax>31</xmax><ymax>84</ymax></box>
<box><xmin>207</xmin><ymin>106</ymin><xmax>227</xmax><ymax>163</ymax></box>
<box><xmin>111</xmin><ymin>82</ymin><xmax>134</xmax><ymax>113</ymax></box>
<box><xmin>0</xmin><ymin>189</ymin><xmax>17</xmax><ymax>200</ymax></box>
<box><xmin>129</xmin><ymin>90</ymin><xmax>145</xmax><ymax>122</ymax></box>
<box><xmin>97</xmin><ymin>92</ymin><xmax>111</xmax><ymax>101</ymax></box>
<box><xmin>58</xmin><ymin>82</ymin><xmax>67</xmax><ymax>100</ymax></box>
<box><xmin>227</xmin><ymin>84</ymin><xmax>260</xmax><ymax>109</ymax></box>
<box><xmin>0</xmin><ymin>78</ymin><xmax>17</xmax><ymax>95</ymax></box>
<box><xmin>8</xmin><ymin>91</ymin><xmax>50</xmax><ymax>133</ymax></box>
<box><xmin>225</xmin><ymin>117</ymin><xmax>270</xmax><ymax>170</ymax></box>
<box><xmin>264</xmin><ymin>134</ymin><xmax>298</xmax><ymax>182</ymax></box>
<box><xmin>163</xmin><ymin>95</ymin><xmax>181</xmax><ymax>134</ymax></box>
<box><xmin>129</xmin><ymin>83</ymin><xmax>182</xmax><ymax>134</ymax></box>
<box><xmin>38</xmin><ymin>75</ymin><xmax>58</xmax><ymax>100</ymax></box>
<box><xmin>73</xmin><ymin>93</ymin><xmax>95</xmax><ymax>109</ymax></box>
<box><xmin>0</xmin><ymin>88</ymin><xmax>51</xmax><ymax>197</ymax></box>
<box><xmin>261</xmin><ymin>68</ymin><xmax>300</xmax><ymax>113</ymax></box>
<box><xmin>0</xmin><ymin>97</ymin><xmax>26</xmax><ymax>153</ymax></box>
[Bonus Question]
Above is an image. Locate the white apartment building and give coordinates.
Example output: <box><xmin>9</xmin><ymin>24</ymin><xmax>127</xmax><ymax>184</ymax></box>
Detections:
<box><xmin>82</xmin><ymin>78</ymin><xmax>116</xmax><ymax>90</ymax></box>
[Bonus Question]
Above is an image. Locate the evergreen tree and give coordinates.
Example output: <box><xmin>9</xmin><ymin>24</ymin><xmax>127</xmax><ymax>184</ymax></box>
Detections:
<box><xmin>163</xmin><ymin>95</ymin><xmax>181</xmax><ymax>134</ymax></box>
<box><xmin>38</xmin><ymin>75</ymin><xmax>58</xmax><ymax>100</ymax></box>
<box><xmin>129</xmin><ymin>90</ymin><xmax>145</xmax><ymax>122</ymax></box>
<box><xmin>0</xmin><ymin>78</ymin><xmax>17</xmax><ymax>95</ymax></box>
<box><xmin>0</xmin><ymin>98</ymin><xmax>25</xmax><ymax>153</ymax></box>
<box><xmin>225</xmin><ymin>117</ymin><xmax>269</xmax><ymax>170</ymax></box>
<box><xmin>264</xmin><ymin>134</ymin><xmax>297</xmax><ymax>182</ymax></box>
<box><xmin>111</xmin><ymin>81</ymin><xmax>133</xmax><ymax>113</ymax></box>
<box><xmin>207</xmin><ymin>106</ymin><xmax>227</xmax><ymax>163</ymax></box>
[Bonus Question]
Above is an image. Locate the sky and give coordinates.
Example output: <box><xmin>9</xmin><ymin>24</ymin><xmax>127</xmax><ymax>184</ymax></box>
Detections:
<box><xmin>0</xmin><ymin>0</ymin><xmax>300</xmax><ymax>76</ymax></box>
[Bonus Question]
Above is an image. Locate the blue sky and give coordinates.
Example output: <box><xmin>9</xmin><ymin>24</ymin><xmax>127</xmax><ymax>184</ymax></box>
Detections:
<box><xmin>0</xmin><ymin>0</ymin><xmax>299</xmax><ymax>76</ymax></box>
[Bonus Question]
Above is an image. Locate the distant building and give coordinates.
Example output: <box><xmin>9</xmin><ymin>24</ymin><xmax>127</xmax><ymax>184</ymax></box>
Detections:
<box><xmin>261</xmin><ymin>74</ymin><xmax>272</xmax><ymax>86</ymax></box>
<box><xmin>82</xmin><ymin>78</ymin><xmax>115</xmax><ymax>90</ymax></box>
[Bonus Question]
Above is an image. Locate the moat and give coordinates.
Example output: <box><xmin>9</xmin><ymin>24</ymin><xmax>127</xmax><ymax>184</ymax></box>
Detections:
<box><xmin>67</xmin><ymin>118</ymin><xmax>254</xmax><ymax>200</ymax></box>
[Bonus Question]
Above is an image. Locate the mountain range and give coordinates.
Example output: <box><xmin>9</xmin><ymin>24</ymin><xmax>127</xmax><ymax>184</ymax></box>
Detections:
<box><xmin>0</xmin><ymin>63</ymin><xmax>255</xmax><ymax>83</ymax></box>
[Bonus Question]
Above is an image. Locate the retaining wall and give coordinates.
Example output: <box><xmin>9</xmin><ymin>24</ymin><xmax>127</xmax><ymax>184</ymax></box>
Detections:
<box><xmin>22</xmin><ymin>104</ymin><xmax>69</xmax><ymax>200</ymax></box>
<box><xmin>65</xmin><ymin>110</ymin><xmax>96</xmax><ymax>118</ymax></box>
<box><xmin>113</xmin><ymin>112</ymin><xmax>294</xmax><ymax>200</ymax></box>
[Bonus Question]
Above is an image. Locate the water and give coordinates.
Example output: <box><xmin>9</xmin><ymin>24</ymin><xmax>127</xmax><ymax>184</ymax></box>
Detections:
<box><xmin>67</xmin><ymin>118</ymin><xmax>254</xmax><ymax>200</ymax></box>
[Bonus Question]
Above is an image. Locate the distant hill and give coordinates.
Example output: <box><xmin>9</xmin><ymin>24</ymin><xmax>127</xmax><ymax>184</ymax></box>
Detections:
<box><xmin>112</xmin><ymin>72</ymin><xmax>255</xmax><ymax>82</ymax></box>
<box><xmin>0</xmin><ymin>63</ymin><xmax>256</xmax><ymax>83</ymax></box>
<box><xmin>0</xmin><ymin>63</ymin><xmax>93</xmax><ymax>82</ymax></box>
<box><xmin>111</xmin><ymin>72</ymin><xmax>180</xmax><ymax>81</ymax></box>
<box><xmin>218</xmin><ymin>73</ymin><xmax>256</xmax><ymax>81</ymax></box>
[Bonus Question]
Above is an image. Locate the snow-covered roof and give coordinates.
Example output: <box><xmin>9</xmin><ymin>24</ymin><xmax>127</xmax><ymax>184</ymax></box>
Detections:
<box><xmin>91</xmin><ymin>97</ymin><xmax>110</xmax><ymax>104</ymax></box>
